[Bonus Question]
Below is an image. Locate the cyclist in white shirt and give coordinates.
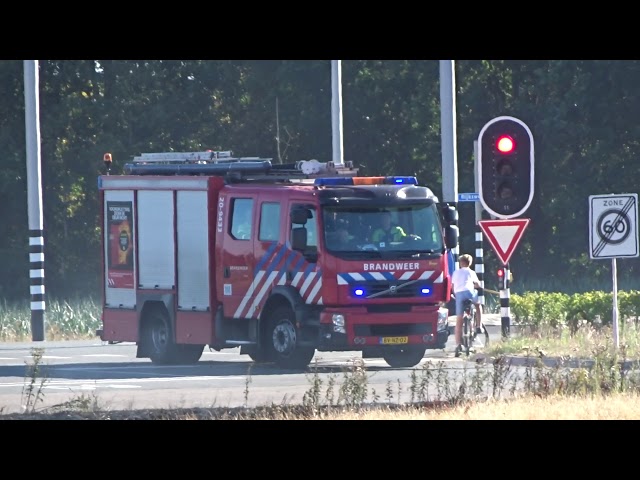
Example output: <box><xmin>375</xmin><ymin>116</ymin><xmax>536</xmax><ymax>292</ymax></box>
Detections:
<box><xmin>450</xmin><ymin>253</ymin><xmax>483</xmax><ymax>357</ymax></box>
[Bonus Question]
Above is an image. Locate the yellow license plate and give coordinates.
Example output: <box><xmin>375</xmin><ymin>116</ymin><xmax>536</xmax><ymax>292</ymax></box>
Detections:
<box><xmin>380</xmin><ymin>336</ymin><xmax>409</xmax><ymax>345</ymax></box>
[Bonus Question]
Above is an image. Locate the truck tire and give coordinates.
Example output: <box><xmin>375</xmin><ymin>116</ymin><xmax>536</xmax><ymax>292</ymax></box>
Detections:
<box><xmin>248</xmin><ymin>350</ymin><xmax>272</xmax><ymax>363</ymax></box>
<box><xmin>174</xmin><ymin>344</ymin><xmax>205</xmax><ymax>364</ymax></box>
<box><xmin>242</xmin><ymin>345</ymin><xmax>272</xmax><ymax>363</ymax></box>
<box><xmin>382</xmin><ymin>347</ymin><xmax>426</xmax><ymax>368</ymax></box>
<box><xmin>265</xmin><ymin>306</ymin><xmax>315</xmax><ymax>370</ymax></box>
<box><xmin>143</xmin><ymin>306</ymin><xmax>182</xmax><ymax>365</ymax></box>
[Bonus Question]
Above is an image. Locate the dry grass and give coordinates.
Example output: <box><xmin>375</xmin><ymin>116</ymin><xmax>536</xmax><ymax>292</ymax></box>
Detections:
<box><xmin>321</xmin><ymin>392</ymin><xmax>640</xmax><ymax>420</ymax></box>
<box><xmin>6</xmin><ymin>392</ymin><xmax>640</xmax><ymax>420</ymax></box>
<box><xmin>486</xmin><ymin>323</ymin><xmax>640</xmax><ymax>360</ymax></box>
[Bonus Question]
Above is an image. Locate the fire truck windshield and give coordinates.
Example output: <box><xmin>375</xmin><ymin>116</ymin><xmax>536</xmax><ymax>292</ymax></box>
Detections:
<box><xmin>323</xmin><ymin>205</ymin><xmax>444</xmax><ymax>257</ymax></box>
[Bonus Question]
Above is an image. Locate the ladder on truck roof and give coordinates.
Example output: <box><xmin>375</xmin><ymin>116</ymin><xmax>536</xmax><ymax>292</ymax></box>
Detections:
<box><xmin>121</xmin><ymin>150</ymin><xmax>359</xmax><ymax>182</ymax></box>
<box><xmin>133</xmin><ymin>150</ymin><xmax>243</xmax><ymax>163</ymax></box>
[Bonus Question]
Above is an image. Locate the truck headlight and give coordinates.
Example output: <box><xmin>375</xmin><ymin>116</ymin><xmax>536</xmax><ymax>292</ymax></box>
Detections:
<box><xmin>437</xmin><ymin>307</ymin><xmax>449</xmax><ymax>330</ymax></box>
<box><xmin>332</xmin><ymin>314</ymin><xmax>346</xmax><ymax>334</ymax></box>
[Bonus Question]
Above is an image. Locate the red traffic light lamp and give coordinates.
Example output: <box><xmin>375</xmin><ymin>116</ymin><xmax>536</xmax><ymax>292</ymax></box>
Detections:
<box><xmin>496</xmin><ymin>135</ymin><xmax>515</xmax><ymax>154</ymax></box>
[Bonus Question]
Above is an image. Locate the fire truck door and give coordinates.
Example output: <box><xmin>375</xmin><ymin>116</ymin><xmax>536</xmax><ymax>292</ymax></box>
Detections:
<box><xmin>288</xmin><ymin>202</ymin><xmax>320</xmax><ymax>303</ymax></box>
<box><xmin>223</xmin><ymin>195</ymin><xmax>257</xmax><ymax>318</ymax></box>
<box><xmin>250</xmin><ymin>199</ymin><xmax>285</xmax><ymax>315</ymax></box>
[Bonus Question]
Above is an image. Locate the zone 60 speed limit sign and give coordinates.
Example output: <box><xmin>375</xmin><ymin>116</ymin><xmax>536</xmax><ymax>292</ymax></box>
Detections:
<box><xmin>589</xmin><ymin>193</ymin><xmax>639</xmax><ymax>259</ymax></box>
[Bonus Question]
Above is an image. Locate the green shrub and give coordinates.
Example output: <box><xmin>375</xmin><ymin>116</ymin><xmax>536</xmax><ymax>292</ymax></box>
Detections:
<box><xmin>511</xmin><ymin>290</ymin><xmax>640</xmax><ymax>334</ymax></box>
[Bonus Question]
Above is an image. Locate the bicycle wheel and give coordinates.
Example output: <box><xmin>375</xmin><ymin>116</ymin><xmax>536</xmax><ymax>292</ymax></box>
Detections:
<box><xmin>471</xmin><ymin>304</ymin><xmax>489</xmax><ymax>350</ymax></box>
<box><xmin>481</xmin><ymin>323</ymin><xmax>490</xmax><ymax>347</ymax></box>
<box><xmin>462</xmin><ymin>311</ymin><xmax>473</xmax><ymax>356</ymax></box>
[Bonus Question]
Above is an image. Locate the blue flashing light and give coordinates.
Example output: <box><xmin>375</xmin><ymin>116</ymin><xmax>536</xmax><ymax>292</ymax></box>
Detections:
<box><xmin>314</xmin><ymin>177</ymin><xmax>355</xmax><ymax>186</ymax></box>
<box><xmin>420</xmin><ymin>287</ymin><xmax>432</xmax><ymax>296</ymax></box>
<box><xmin>353</xmin><ymin>288</ymin><xmax>365</xmax><ymax>297</ymax></box>
<box><xmin>386</xmin><ymin>176</ymin><xmax>418</xmax><ymax>185</ymax></box>
<box><xmin>314</xmin><ymin>176</ymin><xmax>418</xmax><ymax>187</ymax></box>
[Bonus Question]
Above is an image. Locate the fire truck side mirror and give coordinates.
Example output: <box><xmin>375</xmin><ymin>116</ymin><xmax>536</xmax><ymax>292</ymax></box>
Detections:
<box><xmin>442</xmin><ymin>205</ymin><xmax>458</xmax><ymax>226</ymax></box>
<box><xmin>445</xmin><ymin>225</ymin><xmax>459</xmax><ymax>250</ymax></box>
<box><xmin>291</xmin><ymin>227</ymin><xmax>308</xmax><ymax>251</ymax></box>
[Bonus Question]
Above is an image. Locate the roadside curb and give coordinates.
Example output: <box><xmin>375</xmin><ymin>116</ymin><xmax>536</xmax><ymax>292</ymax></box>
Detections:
<box><xmin>470</xmin><ymin>353</ymin><xmax>639</xmax><ymax>370</ymax></box>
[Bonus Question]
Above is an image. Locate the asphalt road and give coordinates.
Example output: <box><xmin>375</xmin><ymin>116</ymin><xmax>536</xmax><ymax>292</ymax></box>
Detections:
<box><xmin>0</xmin><ymin>316</ymin><xmax>504</xmax><ymax>414</ymax></box>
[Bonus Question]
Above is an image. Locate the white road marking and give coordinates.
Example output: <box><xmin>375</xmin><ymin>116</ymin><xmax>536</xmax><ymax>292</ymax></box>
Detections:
<box><xmin>0</xmin><ymin>375</ymin><xmax>245</xmax><ymax>389</ymax></box>
<box><xmin>79</xmin><ymin>354</ymin><xmax>129</xmax><ymax>358</ymax></box>
<box><xmin>44</xmin><ymin>384</ymin><xmax>142</xmax><ymax>391</ymax></box>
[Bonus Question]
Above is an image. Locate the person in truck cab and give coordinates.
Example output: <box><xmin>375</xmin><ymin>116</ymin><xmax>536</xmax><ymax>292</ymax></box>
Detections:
<box><xmin>327</xmin><ymin>219</ymin><xmax>356</xmax><ymax>250</ymax></box>
<box><xmin>371</xmin><ymin>211</ymin><xmax>407</xmax><ymax>244</ymax></box>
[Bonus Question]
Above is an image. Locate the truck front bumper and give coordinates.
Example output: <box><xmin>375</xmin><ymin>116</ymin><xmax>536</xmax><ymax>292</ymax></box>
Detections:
<box><xmin>316</xmin><ymin>306</ymin><xmax>440</xmax><ymax>351</ymax></box>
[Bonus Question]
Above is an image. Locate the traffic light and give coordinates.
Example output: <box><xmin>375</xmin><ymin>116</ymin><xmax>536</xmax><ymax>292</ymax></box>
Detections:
<box><xmin>496</xmin><ymin>267</ymin><xmax>513</xmax><ymax>284</ymax></box>
<box><xmin>478</xmin><ymin>116</ymin><xmax>534</xmax><ymax>219</ymax></box>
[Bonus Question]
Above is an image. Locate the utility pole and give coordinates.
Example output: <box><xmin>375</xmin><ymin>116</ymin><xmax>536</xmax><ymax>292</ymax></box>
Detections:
<box><xmin>24</xmin><ymin>60</ymin><xmax>46</xmax><ymax>341</ymax></box>
<box><xmin>331</xmin><ymin>60</ymin><xmax>344</xmax><ymax>167</ymax></box>
<box><xmin>440</xmin><ymin>60</ymin><xmax>459</xmax><ymax>267</ymax></box>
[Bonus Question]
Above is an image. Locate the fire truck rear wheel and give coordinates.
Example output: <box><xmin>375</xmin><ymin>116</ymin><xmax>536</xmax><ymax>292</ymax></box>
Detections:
<box><xmin>382</xmin><ymin>347</ymin><xmax>426</xmax><ymax>368</ymax></box>
<box><xmin>175</xmin><ymin>344</ymin><xmax>205</xmax><ymax>364</ymax></box>
<box><xmin>266</xmin><ymin>306</ymin><xmax>315</xmax><ymax>370</ymax></box>
<box><xmin>143</xmin><ymin>306</ymin><xmax>203</xmax><ymax>364</ymax></box>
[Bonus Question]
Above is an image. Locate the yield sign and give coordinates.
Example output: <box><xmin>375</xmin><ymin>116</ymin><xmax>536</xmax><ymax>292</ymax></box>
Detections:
<box><xmin>478</xmin><ymin>219</ymin><xmax>530</xmax><ymax>265</ymax></box>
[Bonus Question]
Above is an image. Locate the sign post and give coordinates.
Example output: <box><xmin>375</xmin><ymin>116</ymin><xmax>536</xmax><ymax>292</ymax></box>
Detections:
<box><xmin>589</xmin><ymin>193</ymin><xmax>639</xmax><ymax>350</ymax></box>
<box><xmin>478</xmin><ymin>218</ymin><xmax>530</xmax><ymax>337</ymax></box>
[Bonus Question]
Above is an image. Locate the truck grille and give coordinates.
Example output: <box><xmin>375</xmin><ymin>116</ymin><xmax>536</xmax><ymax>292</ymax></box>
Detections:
<box><xmin>363</xmin><ymin>282</ymin><xmax>428</xmax><ymax>299</ymax></box>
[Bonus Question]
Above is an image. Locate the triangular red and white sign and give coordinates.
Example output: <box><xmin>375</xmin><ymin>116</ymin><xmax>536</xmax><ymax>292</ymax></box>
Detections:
<box><xmin>478</xmin><ymin>219</ymin><xmax>530</xmax><ymax>265</ymax></box>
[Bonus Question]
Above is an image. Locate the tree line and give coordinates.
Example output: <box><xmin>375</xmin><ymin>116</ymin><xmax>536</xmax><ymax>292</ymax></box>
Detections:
<box><xmin>2</xmin><ymin>60</ymin><xmax>639</xmax><ymax>301</ymax></box>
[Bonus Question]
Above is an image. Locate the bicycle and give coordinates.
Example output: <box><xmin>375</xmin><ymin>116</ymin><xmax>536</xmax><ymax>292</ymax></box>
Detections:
<box><xmin>458</xmin><ymin>298</ymin><xmax>490</xmax><ymax>357</ymax></box>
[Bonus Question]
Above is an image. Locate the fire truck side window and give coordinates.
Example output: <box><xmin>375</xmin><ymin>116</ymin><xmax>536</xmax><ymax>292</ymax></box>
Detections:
<box><xmin>306</xmin><ymin>210</ymin><xmax>318</xmax><ymax>249</ymax></box>
<box><xmin>259</xmin><ymin>203</ymin><xmax>281</xmax><ymax>241</ymax></box>
<box><xmin>305</xmin><ymin>209</ymin><xmax>318</xmax><ymax>251</ymax></box>
<box><xmin>290</xmin><ymin>205</ymin><xmax>318</xmax><ymax>259</ymax></box>
<box><xmin>230</xmin><ymin>198</ymin><xmax>253</xmax><ymax>240</ymax></box>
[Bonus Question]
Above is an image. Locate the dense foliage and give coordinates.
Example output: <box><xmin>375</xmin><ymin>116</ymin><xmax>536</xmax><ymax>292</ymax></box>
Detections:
<box><xmin>2</xmin><ymin>60</ymin><xmax>639</xmax><ymax>301</ymax></box>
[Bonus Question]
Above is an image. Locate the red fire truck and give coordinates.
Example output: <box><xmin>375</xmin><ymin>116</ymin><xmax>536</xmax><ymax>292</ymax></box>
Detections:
<box><xmin>96</xmin><ymin>150</ymin><xmax>458</xmax><ymax>369</ymax></box>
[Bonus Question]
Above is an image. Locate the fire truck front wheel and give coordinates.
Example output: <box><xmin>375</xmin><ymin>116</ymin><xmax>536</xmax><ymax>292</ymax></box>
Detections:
<box><xmin>382</xmin><ymin>347</ymin><xmax>426</xmax><ymax>368</ymax></box>
<box><xmin>265</xmin><ymin>306</ymin><xmax>315</xmax><ymax>370</ymax></box>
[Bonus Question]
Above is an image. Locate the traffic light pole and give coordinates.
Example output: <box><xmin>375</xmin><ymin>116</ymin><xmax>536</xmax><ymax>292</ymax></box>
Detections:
<box><xmin>477</xmin><ymin>116</ymin><xmax>534</xmax><ymax>339</ymax></box>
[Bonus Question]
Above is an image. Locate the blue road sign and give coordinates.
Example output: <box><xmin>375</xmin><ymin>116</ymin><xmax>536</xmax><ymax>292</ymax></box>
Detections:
<box><xmin>458</xmin><ymin>192</ymin><xmax>480</xmax><ymax>202</ymax></box>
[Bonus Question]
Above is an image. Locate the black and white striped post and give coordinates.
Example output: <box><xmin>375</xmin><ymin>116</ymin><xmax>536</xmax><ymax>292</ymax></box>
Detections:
<box><xmin>473</xmin><ymin>140</ymin><xmax>484</xmax><ymax>306</ymax></box>
<box><xmin>500</xmin><ymin>263</ymin><xmax>510</xmax><ymax>338</ymax></box>
<box><xmin>25</xmin><ymin>60</ymin><xmax>45</xmax><ymax>341</ymax></box>
<box><xmin>475</xmin><ymin>226</ymin><xmax>484</xmax><ymax>306</ymax></box>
